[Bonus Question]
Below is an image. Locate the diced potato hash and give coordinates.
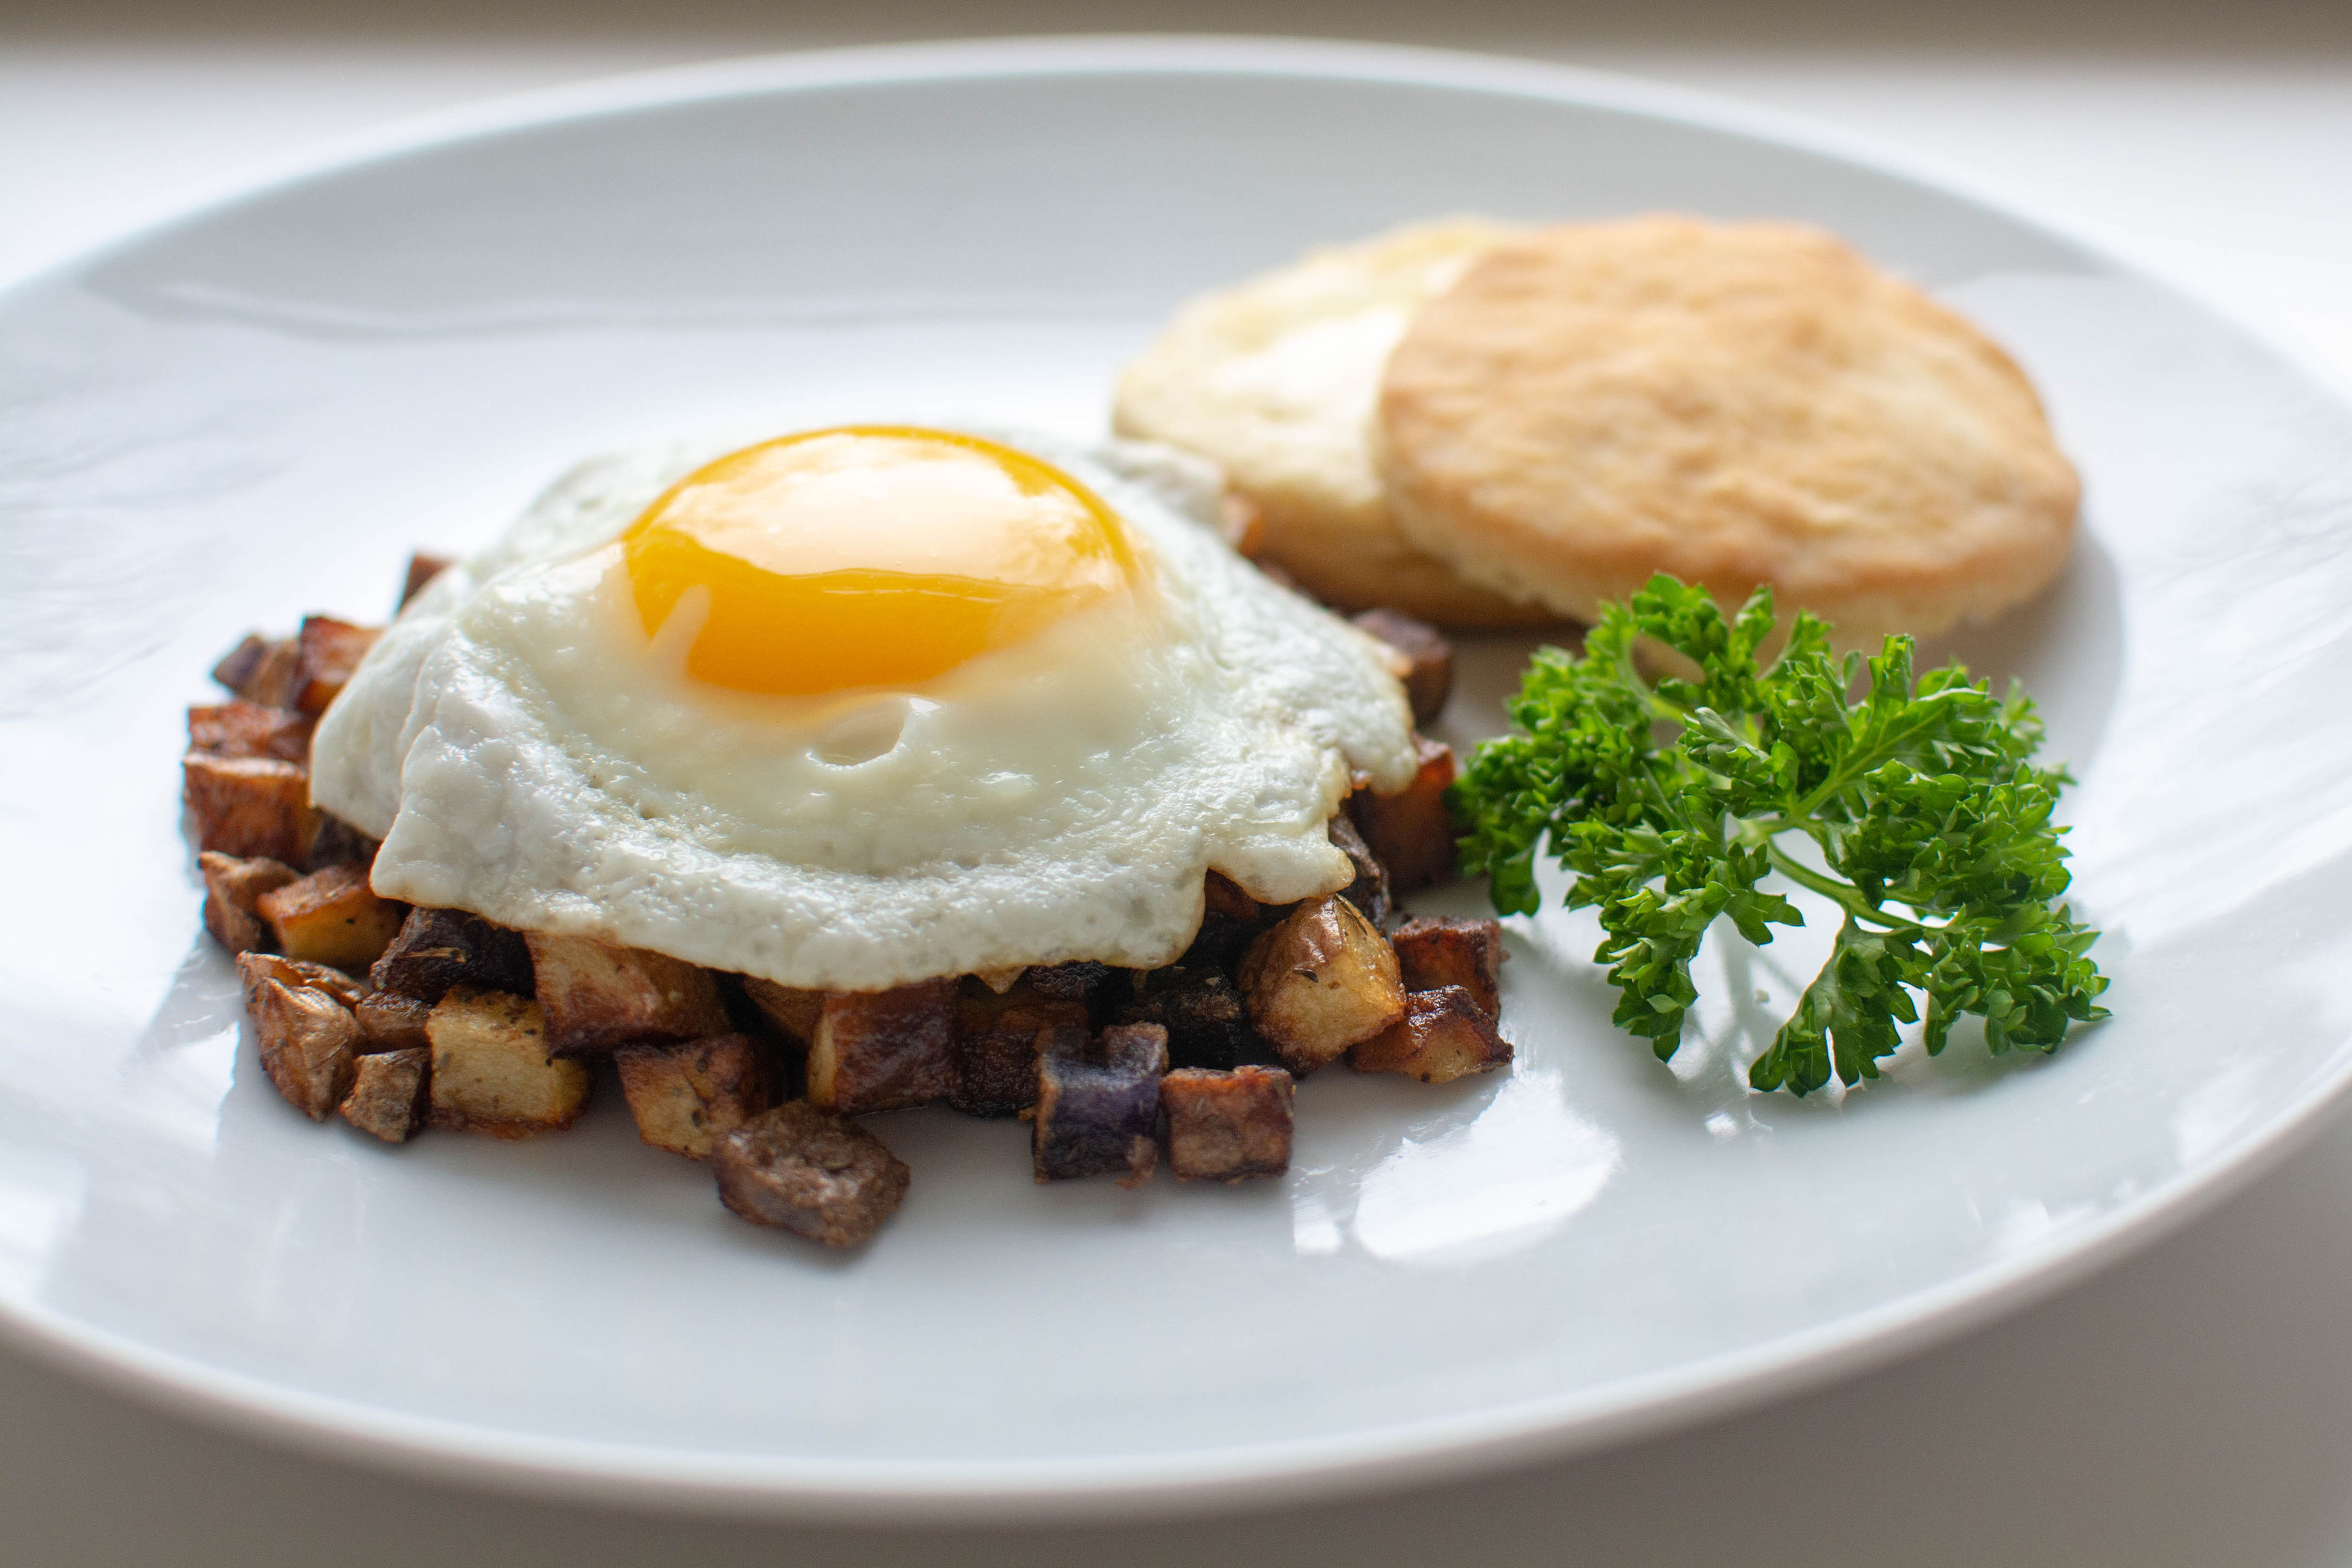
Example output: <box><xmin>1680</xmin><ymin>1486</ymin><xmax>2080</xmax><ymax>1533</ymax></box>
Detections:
<box><xmin>1238</xmin><ymin>895</ymin><xmax>1407</xmax><ymax>1075</ymax></box>
<box><xmin>1390</xmin><ymin>917</ymin><xmax>1507</xmax><ymax>1021</ymax></box>
<box><xmin>426</xmin><ymin>987</ymin><xmax>592</xmax><ymax>1137</ymax></box>
<box><xmin>1348</xmin><ymin>608</ymin><xmax>1454</xmax><ymax>727</ymax></box>
<box><xmin>193</xmin><ymin>596</ymin><xmax>1499</xmax><ymax>1248</ymax></box>
<box><xmin>807</xmin><ymin>979</ymin><xmax>956</xmax><ymax>1115</ymax></box>
<box><xmin>291</xmin><ymin>616</ymin><xmax>383</xmax><ymax>715</ymax></box>
<box><xmin>257</xmin><ymin>862</ymin><xmax>406</xmax><ymax>972</ymax></box>
<box><xmin>251</xmin><ymin>977</ymin><xmax>359</xmax><ymax>1122</ymax></box>
<box><xmin>524</xmin><ymin>931</ymin><xmax>728</xmax><ymax>1057</ymax></box>
<box><xmin>183</xmin><ymin>753</ymin><xmax>315</xmax><ymax>865</ymax></box>
<box><xmin>1347</xmin><ymin>733</ymin><xmax>1458</xmax><ymax>891</ymax></box>
<box><xmin>1350</xmin><ymin>985</ymin><xmax>1512</xmax><ymax>1084</ymax></box>
<box><xmin>200</xmin><ymin>851</ymin><xmax>301</xmax><ymax>955</ymax></box>
<box><xmin>714</xmin><ymin>1102</ymin><xmax>909</xmax><ymax>1248</ymax></box>
<box><xmin>615</xmin><ymin>1034</ymin><xmax>779</xmax><ymax>1160</ymax></box>
<box><xmin>1162</xmin><ymin>1066</ymin><xmax>1295</xmax><ymax>1182</ymax></box>
<box><xmin>341</xmin><ymin>1048</ymin><xmax>431</xmax><ymax>1143</ymax></box>
<box><xmin>1033</xmin><ymin>1022</ymin><xmax>1168</xmax><ymax>1187</ymax></box>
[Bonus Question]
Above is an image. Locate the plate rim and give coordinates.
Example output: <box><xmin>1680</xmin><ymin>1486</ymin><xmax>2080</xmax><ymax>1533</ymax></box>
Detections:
<box><xmin>7</xmin><ymin>31</ymin><xmax>2351</xmax><ymax>1522</ymax></box>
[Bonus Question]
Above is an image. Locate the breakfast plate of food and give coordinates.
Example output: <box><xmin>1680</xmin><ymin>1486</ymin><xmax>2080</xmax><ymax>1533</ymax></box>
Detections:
<box><xmin>4</xmin><ymin>35</ymin><xmax>2351</xmax><ymax>1519</ymax></box>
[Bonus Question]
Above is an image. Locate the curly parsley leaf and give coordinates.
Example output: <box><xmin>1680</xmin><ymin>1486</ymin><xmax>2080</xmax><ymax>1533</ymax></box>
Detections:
<box><xmin>1450</xmin><ymin>574</ymin><xmax>2109</xmax><ymax>1096</ymax></box>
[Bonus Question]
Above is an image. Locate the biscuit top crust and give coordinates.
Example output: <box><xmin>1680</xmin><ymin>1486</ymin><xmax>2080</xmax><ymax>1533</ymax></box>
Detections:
<box><xmin>1376</xmin><ymin>215</ymin><xmax>2082</xmax><ymax>642</ymax></box>
<box><xmin>1112</xmin><ymin>217</ymin><xmax>1554</xmax><ymax>627</ymax></box>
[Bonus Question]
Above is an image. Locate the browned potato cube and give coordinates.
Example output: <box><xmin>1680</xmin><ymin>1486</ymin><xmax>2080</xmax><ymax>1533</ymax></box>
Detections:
<box><xmin>303</xmin><ymin>813</ymin><xmax>380</xmax><ymax>872</ymax></box>
<box><xmin>183</xmin><ymin>753</ymin><xmax>316</xmax><ymax>864</ymax></box>
<box><xmin>950</xmin><ymin>1023</ymin><xmax>1069</xmax><ymax>1119</ymax></box>
<box><xmin>188</xmin><ymin>700</ymin><xmax>314</xmax><ymax>762</ymax></box>
<box><xmin>1327</xmin><ymin>811</ymin><xmax>1391</xmax><ymax>925</ymax></box>
<box><xmin>425</xmin><ymin>986</ymin><xmax>591</xmax><ymax>1137</ymax></box>
<box><xmin>1027</xmin><ymin>960</ymin><xmax>1114</xmax><ymax>1007</ymax></box>
<box><xmin>1390</xmin><ymin>917</ymin><xmax>1507</xmax><ymax>1021</ymax></box>
<box><xmin>247</xmin><ymin>640</ymin><xmax>304</xmax><ymax>708</ymax></box>
<box><xmin>953</xmin><ymin>977</ymin><xmax>1089</xmax><ymax>1036</ymax></box>
<box><xmin>1347</xmin><ymin>734</ymin><xmax>1458</xmax><ymax>892</ymax></box>
<box><xmin>340</xmin><ymin>1047</ymin><xmax>429</xmax><ymax>1142</ymax></box>
<box><xmin>370</xmin><ymin>907</ymin><xmax>532</xmax><ymax>1002</ymax></box>
<box><xmin>353</xmin><ymin>990</ymin><xmax>434</xmax><ymax>1053</ymax></box>
<box><xmin>291</xmin><ymin>615</ymin><xmax>383</xmax><ymax>715</ymax></box>
<box><xmin>1350</xmin><ymin>608</ymin><xmax>1454</xmax><ymax>727</ymax></box>
<box><xmin>522</xmin><ymin>932</ymin><xmax>728</xmax><ymax>1057</ymax></box>
<box><xmin>235</xmin><ymin>949</ymin><xmax>368</xmax><ymax>1011</ymax></box>
<box><xmin>1239</xmin><ymin>894</ymin><xmax>1406</xmax><ymax>1075</ymax></box>
<box><xmin>1349</xmin><ymin>985</ymin><xmax>1512</xmax><ymax>1084</ymax></box>
<box><xmin>213</xmin><ymin>632</ymin><xmax>303</xmax><ymax>708</ymax></box>
<box><xmin>210</xmin><ymin>632</ymin><xmax>273</xmax><ymax>696</ymax></box>
<box><xmin>740</xmin><ymin>976</ymin><xmax>823</xmax><ymax>1045</ymax></box>
<box><xmin>808</xmin><ymin>979</ymin><xmax>956</xmax><ymax>1115</ymax></box>
<box><xmin>1033</xmin><ymin>1023</ymin><xmax>1168</xmax><ymax>1186</ymax></box>
<box><xmin>951</xmin><ymin>979</ymin><xmax>1088</xmax><ymax>1118</ymax></box>
<box><xmin>1111</xmin><ymin>964</ymin><xmax>1258</xmax><ymax>1071</ymax></box>
<box><xmin>256</xmin><ymin>862</ymin><xmax>405</xmax><ymax>972</ymax></box>
<box><xmin>1203</xmin><ymin>871</ymin><xmax>1263</xmax><ymax>924</ymax></box>
<box><xmin>614</xmin><ymin>1034</ymin><xmax>778</xmax><ymax>1160</ymax></box>
<box><xmin>713</xmin><ymin>1102</ymin><xmax>911</xmax><ymax>1248</ymax></box>
<box><xmin>199</xmin><ymin>850</ymin><xmax>301</xmax><ymax>955</ymax></box>
<box><xmin>250</xmin><ymin>976</ymin><xmax>359</xmax><ymax>1121</ymax></box>
<box><xmin>1186</xmin><ymin>875</ymin><xmax>1272</xmax><ymax>968</ymax></box>
<box><xmin>1162</xmin><ymin>1066</ymin><xmax>1295</xmax><ymax>1182</ymax></box>
<box><xmin>400</xmin><ymin>551</ymin><xmax>454</xmax><ymax>610</ymax></box>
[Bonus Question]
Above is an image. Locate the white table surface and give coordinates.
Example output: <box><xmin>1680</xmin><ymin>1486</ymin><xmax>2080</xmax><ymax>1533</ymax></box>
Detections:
<box><xmin>7</xmin><ymin>6</ymin><xmax>2352</xmax><ymax>1563</ymax></box>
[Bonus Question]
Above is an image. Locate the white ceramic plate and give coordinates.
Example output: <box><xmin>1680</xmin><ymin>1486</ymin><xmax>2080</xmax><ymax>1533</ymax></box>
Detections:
<box><xmin>5</xmin><ymin>36</ymin><xmax>2352</xmax><ymax>1522</ymax></box>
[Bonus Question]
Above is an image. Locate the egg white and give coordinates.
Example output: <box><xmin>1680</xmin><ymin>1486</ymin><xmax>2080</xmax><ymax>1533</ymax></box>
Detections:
<box><xmin>310</xmin><ymin>432</ymin><xmax>1418</xmax><ymax>991</ymax></box>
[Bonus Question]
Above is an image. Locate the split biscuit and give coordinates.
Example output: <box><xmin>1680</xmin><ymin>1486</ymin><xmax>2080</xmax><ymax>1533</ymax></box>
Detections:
<box><xmin>1376</xmin><ymin>215</ymin><xmax>2082</xmax><ymax>644</ymax></box>
<box><xmin>1113</xmin><ymin>218</ymin><xmax>1556</xmax><ymax>627</ymax></box>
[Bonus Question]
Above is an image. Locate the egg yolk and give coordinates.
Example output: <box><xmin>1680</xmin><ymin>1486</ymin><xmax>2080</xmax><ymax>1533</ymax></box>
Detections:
<box><xmin>623</xmin><ymin>427</ymin><xmax>1142</xmax><ymax>696</ymax></box>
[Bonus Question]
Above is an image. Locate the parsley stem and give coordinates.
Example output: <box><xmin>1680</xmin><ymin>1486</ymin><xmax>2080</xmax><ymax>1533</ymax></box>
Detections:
<box><xmin>1763</xmin><ymin>841</ymin><xmax>1931</xmax><ymax>934</ymax></box>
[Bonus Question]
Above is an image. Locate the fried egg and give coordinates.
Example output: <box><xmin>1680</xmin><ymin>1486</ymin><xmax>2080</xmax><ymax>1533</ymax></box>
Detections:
<box><xmin>310</xmin><ymin>427</ymin><xmax>1418</xmax><ymax>991</ymax></box>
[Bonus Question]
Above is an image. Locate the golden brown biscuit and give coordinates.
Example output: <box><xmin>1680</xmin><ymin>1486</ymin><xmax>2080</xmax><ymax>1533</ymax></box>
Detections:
<box><xmin>1113</xmin><ymin>218</ymin><xmax>1556</xmax><ymax>627</ymax></box>
<box><xmin>1377</xmin><ymin>216</ymin><xmax>2081</xmax><ymax>644</ymax></box>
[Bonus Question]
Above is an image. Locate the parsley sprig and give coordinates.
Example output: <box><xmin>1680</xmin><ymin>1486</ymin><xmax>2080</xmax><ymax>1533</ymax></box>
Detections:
<box><xmin>1451</xmin><ymin>575</ymin><xmax>2108</xmax><ymax>1096</ymax></box>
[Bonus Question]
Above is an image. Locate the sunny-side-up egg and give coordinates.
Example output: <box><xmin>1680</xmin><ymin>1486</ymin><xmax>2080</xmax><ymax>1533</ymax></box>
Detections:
<box><xmin>310</xmin><ymin>426</ymin><xmax>1420</xmax><ymax>991</ymax></box>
